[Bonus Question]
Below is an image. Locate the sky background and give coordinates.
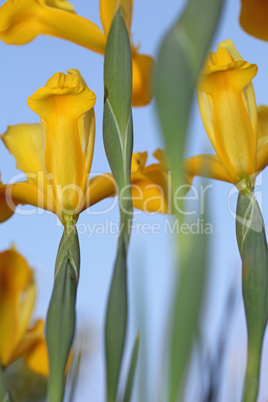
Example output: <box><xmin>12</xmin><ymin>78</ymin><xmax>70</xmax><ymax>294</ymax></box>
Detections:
<box><xmin>1</xmin><ymin>0</ymin><xmax>268</xmax><ymax>401</ymax></box>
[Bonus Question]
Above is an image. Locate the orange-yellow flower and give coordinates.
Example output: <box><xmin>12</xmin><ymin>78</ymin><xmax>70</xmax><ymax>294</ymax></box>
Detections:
<box><xmin>1</xmin><ymin>69</ymin><xmax>96</xmax><ymax>226</ymax></box>
<box><xmin>240</xmin><ymin>0</ymin><xmax>268</xmax><ymax>42</ymax></box>
<box><xmin>0</xmin><ymin>248</ymin><xmax>44</xmax><ymax>373</ymax></box>
<box><xmin>0</xmin><ymin>70</ymin><xmax>169</xmax><ymax>224</ymax></box>
<box><xmin>0</xmin><ymin>0</ymin><xmax>154</xmax><ymax>106</ymax></box>
<box><xmin>184</xmin><ymin>40</ymin><xmax>268</xmax><ymax>191</ymax></box>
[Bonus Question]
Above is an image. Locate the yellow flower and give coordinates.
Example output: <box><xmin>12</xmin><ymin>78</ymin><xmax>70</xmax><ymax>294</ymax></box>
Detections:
<box><xmin>240</xmin><ymin>0</ymin><xmax>268</xmax><ymax>42</ymax></box>
<box><xmin>1</xmin><ymin>69</ymin><xmax>96</xmax><ymax>226</ymax></box>
<box><xmin>0</xmin><ymin>0</ymin><xmax>154</xmax><ymax>107</ymax></box>
<box><xmin>0</xmin><ymin>69</ymin><xmax>169</xmax><ymax>224</ymax></box>
<box><xmin>183</xmin><ymin>39</ymin><xmax>268</xmax><ymax>192</ymax></box>
<box><xmin>0</xmin><ymin>248</ymin><xmax>43</xmax><ymax>372</ymax></box>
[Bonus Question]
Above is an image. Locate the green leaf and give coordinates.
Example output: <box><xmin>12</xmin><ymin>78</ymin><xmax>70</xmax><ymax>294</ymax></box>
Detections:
<box><xmin>169</xmin><ymin>225</ymin><xmax>208</xmax><ymax>402</ymax></box>
<box><xmin>103</xmin><ymin>8</ymin><xmax>133</xmax><ymax>402</ymax></box>
<box><xmin>236</xmin><ymin>192</ymin><xmax>268</xmax><ymax>402</ymax></box>
<box><xmin>103</xmin><ymin>8</ymin><xmax>133</xmax><ymax>197</ymax></box>
<box><xmin>155</xmin><ymin>0</ymin><xmax>224</xmax><ymax>195</ymax></box>
<box><xmin>123</xmin><ymin>333</ymin><xmax>140</xmax><ymax>402</ymax></box>
<box><xmin>46</xmin><ymin>225</ymin><xmax>80</xmax><ymax>402</ymax></box>
<box><xmin>154</xmin><ymin>1</ymin><xmax>223</xmax><ymax>400</ymax></box>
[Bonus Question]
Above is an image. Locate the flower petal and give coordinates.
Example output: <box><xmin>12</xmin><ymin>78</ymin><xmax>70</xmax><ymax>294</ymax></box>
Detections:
<box><xmin>198</xmin><ymin>60</ymin><xmax>258</xmax><ymax>181</ymax></box>
<box><xmin>0</xmin><ymin>181</ymin><xmax>52</xmax><ymax>223</ymax></box>
<box><xmin>256</xmin><ymin>106</ymin><xmax>268</xmax><ymax>172</ymax></box>
<box><xmin>240</xmin><ymin>0</ymin><xmax>268</xmax><ymax>42</ymax></box>
<box><xmin>83</xmin><ymin>173</ymin><xmax>116</xmax><ymax>210</ymax></box>
<box><xmin>218</xmin><ymin>40</ymin><xmax>258</xmax><ymax>134</ymax></box>
<box><xmin>257</xmin><ymin>105</ymin><xmax>268</xmax><ymax>147</ymax></box>
<box><xmin>24</xmin><ymin>337</ymin><xmax>49</xmax><ymax>377</ymax></box>
<box><xmin>100</xmin><ymin>0</ymin><xmax>133</xmax><ymax>36</ymax></box>
<box><xmin>1</xmin><ymin>123</ymin><xmax>48</xmax><ymax>190</ymax></box>
<box><xmin>131</xmin><ymin>155</ymin><xmax>171</xmax><ymax>213</ymax></box>
<box><xmin>131</xmin><ymin>151</ymin><xmax>148</xmax><ymax>173</ymax></box>
<box><xmin>132</xmin><ymin>51</ymin><xmax>155</xmax><ymax>107</ymax></box>
<box><xmin>183</xmin><ymin>154</ymin><xmax>233</xmax><ymax>183</ymax></box>
<box><xmin>0</xmin><ymin>249</ymin><xmax>35</xmax><ymax>366</ymax></box>
<box><xmin>198</xmin><ymin>40</ymin><xmax>258</xmax><ymax>157</ymax></box>
<box><xmin>12</xmin><ymin>319</ymin><xmax>44</xmax><ymax>367</ymax></box>
<box><xmin>27</xmin><ymin>70</ymin><xmax>96</xmax><ymax>220</ymax></box>
<box><xmin>0</xmin><ymin>0</ymin><xmax>106</xmax><ymax>54</ymax></box>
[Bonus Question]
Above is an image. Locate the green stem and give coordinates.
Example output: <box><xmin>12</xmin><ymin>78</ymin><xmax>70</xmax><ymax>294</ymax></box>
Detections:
<box><xmin>243</xmin><ymin>342</ymin><xmax>262</xmax><ymax>402</ymax></box>
<box><xmin>46</xmin><ymin>224</ymin><xmax>80</xmax><ymax>402</ymax></box>
<box><xmin>236</xmin><ymin>192</ymin><xmax>268</xmax><ymax>402</ymax></box>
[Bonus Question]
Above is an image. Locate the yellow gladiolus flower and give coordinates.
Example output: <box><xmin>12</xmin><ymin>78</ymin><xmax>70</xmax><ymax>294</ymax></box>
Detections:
<box><xmin>0</xmin><ymin>70</ymin><xmax>169</xmax><ymax>224</ymax></box>
<box><xmin>240</xmin><ymin>0</ymin><xmax>268</xmax><ymax>42</ymax></box>
<box><xmin>1</xmin><ymin>69</ymin><xmax>96</xmax><ymax>226</ymax></box>
<box><xmin>0</xmin><ymin>0</ymin><xmax>154</xmax><ymax>106</ymax></box>
<box><xmin>183</xmin><ymin>39</ymin><xmax>268</xmax><ymax>192</ymax></box>
<box><xmin>0</xmin><ymin>248</ymin><xmax>44</xmax><ymax>371</ymax></box>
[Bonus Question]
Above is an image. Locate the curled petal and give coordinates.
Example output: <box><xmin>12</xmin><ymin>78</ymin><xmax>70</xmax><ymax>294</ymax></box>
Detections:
<box><xmin>27</xmin><ymin>70</ymin><xmax>96</xmax><ymax>220</ymax></box>
<box><xmin>132</xmin><ymin>52</ymin><xmax>155</xmax><ymax>107</ymax></box>
<box><xmin>183</xmin><ymin>154</ymin><xmax>233</xmax><ymax>183</ymax></box>
<box><xmin>0</xmin><ymin>0</ymin><xmax>106</xmax><ymax>53</ymax></box>
<box><xmin>198</xmin><ymin>60</ymin><xmax>258</xmax><ymax>181</ymax></box>
<box><xmin>100</xmin><ymin>0</ymin><xmax>133</xmax><ymax>36</ymax></box>
<box><xmin>240</xmin><ymin>0</ymin><xmax>268</xmax><ymax>42</ymax></box>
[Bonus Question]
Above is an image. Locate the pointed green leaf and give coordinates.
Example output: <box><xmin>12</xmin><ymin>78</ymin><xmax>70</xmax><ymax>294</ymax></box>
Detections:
<box><xmin>236</xmin><ymin>192</ymin><xmax>268</xmax><ymax>402</ymax></box>
<box><xmin>123</xmin><ymin>333</ymin><xmax>140</xmax><ymax>402</ymax></box>
<box><xmin>103</xmin><ymin>8</ymin><xmax>133</xmax><ymax>402</ymax></box>
<box><xmin>155</xmin><ymin>0</ymin><xmax>224</xmax><ymax>194</ymax></box>
<box><xmin>103</xmin><ymin>8</ymin><xmax>133</xmax><ymax>196</ymax></box>
<box><xmin>46</xmin><ymin>225</ymin><xmax>80</xmax><ymax>402</ymax></box>
<box><xmin>169</xmin><ymin>225</ymin><xmax>208</xmax><ymax>402</ymax></box>
<box><xmin>155</xmin><ymin>1</ymin><xmax>223</xmax><ymax>400</ymax></box>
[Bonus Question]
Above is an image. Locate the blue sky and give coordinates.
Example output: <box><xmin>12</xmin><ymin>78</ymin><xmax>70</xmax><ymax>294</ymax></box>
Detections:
<box><xmin>1</xmin><ymin>0</ymin><xmax>268</xmax><ymax>400</ymax></box>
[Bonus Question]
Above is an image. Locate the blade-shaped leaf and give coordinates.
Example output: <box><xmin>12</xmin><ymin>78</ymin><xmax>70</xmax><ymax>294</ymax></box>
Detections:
<box><xmin>155</xmin><ymin>0</ymin><xmax>224</xmax><ymax>195</ymax></box>
<box><xmin>169</xmin><ymin>225</ymin><xmax>208</xmax><ymax>402</ymax></box>
<box><xmin>103</xmin><ymin>8</ymin><xmax>133</xmax><ymax>402</ymax></box>
<box><xmin>46</xmin><ymin>225</ymin><xmax>80</xmax><ymax>402</ymax></box>
<box><xmin>155</xmin><ymin>1</ymin><xmax>223</xmax><ymax>400</ymax></box>
<box><xmin>123</xmin><ymin>333</ymin><xmax>140</xmax><ymax>402</ymax></box>
<box><xmin>236</xmin><ymin>192</ymin><xmax>268</xmax><ymax>402</ymax></box>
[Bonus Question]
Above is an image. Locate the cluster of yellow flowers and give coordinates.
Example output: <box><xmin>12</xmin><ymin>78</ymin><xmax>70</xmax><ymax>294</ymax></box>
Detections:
<box><xmin>0</xmin><ymin>0</ymin><xmax>267</xmax><ymax>381</ymax></box>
